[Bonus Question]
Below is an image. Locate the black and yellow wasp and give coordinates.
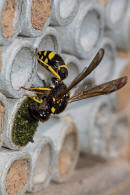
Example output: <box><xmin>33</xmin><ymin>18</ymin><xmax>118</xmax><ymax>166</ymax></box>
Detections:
<box><xmin>21</xmin><ymin>48</ymin><xmax>127</xmax><ymax>122</ymax></box>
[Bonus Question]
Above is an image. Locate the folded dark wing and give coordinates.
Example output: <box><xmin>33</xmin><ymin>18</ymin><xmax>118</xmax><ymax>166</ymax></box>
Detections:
<box><xmin>68</xmin><ymin>76</ymin><xmax>127</xmax><ymax>103</ymax></box>
<box><xmin>59</xmin><ymin>48</ymin><xmax>104</xmax><ymax>98</ymax></box>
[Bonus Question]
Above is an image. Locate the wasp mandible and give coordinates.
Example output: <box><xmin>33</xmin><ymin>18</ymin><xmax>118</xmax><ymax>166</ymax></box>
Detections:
<box><xmin>21</xmin><ymin>48</ymin><xmax>127</xmax><ymax>122</ymax></box>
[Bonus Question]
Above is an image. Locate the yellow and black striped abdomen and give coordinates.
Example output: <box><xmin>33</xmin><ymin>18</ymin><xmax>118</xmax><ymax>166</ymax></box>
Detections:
<box><xmin>37</xmin><ymin>51</ymin><xmax>55</xmax><ymax>64</ymax></box>
<box><xmin>37</xmin><ymin>50</ymin><xmax>68</xmax><ymax>80</ymax></box>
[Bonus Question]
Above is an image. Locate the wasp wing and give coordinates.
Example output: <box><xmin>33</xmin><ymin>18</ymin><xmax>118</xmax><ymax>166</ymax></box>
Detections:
<box><xmin>68</xmin><ymin>76</ymin><xmax>127</xmax><ymax>103</ymax></box>
<box><xmin>59</xmin><ymin>48</ymin><xmax>104</xmax><ymax>98</ymax></box>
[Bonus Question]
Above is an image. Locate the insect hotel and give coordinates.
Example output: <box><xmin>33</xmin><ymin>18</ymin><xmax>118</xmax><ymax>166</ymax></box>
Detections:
<box><xmin>0</xmin><ymin>0</ymin><xmax>129</xmax><ymax>195</ymax></box>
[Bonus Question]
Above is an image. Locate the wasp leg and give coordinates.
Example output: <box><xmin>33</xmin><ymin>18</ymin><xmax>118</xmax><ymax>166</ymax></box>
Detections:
<box><xmin>21</xmin><ymin>86</ymin><xmax>51</xmax><ymax>91</ymax></box>
<box><xmin>24</xmin><ymin>94</ymin><xmax>43</xmax><ymax>104</ymax></box>
<box><xmin>36</xmin><ymin>56</ymin><xmax>61</xmax><ymax>80</ymax></box>
<box><xmin>21</xmin><ymin>86</ymin><xmax>51</xmax><ymax>95</ymax></box>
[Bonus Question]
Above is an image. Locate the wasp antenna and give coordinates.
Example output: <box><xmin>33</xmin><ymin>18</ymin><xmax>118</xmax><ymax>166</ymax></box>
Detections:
<box><xmin>34</xmin><ymin>48</ymin><xmax>38</xmax><ymax>56</ymax></box>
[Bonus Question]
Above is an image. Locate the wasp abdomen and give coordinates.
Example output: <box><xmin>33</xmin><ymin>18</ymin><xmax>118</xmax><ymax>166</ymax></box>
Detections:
<box><xmin>36</xmin><ymin>50</ymin><xmax>68</xmax><ymax>80</ymax></box>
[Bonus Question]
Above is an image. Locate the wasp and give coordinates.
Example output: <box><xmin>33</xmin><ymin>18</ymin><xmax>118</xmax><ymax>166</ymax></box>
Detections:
<box><xmin>21</xmin><ymin>48</ymin><xmax>127</xmax><ymax>122</ymax></box>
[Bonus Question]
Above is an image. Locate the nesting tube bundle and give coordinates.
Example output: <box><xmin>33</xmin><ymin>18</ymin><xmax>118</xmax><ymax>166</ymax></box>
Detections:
<box><xmin>36</xmin><ymin>116</ymin><xmax>79</xmax><ymax>183</ymax></box>
<box><xmin>105</xmin><ymin>0</ymin><xmax>130</xmax><ymax>50</ymax></box>
<box><xmin>23</xmin><ymin>136</ymin><xmax>55</xmax><ymax>193</ymax></box>
<box><xmin>64</xmin><ymin>95</ymin><xmax>128</xmax><ymax>159</ymax></box>
<box><xmin>87</xmin><ymin>97</ymin><xmax>128</xmax><ymax>159</ymax></box>
<box><xmin>33</xmin><ymin>27</ymin><xmax>61</xmax><ymax>83</ymax></box>
<box><xmin>0</xmin><ymin>149</ymin><xmax>31</xmax><ymax>195</ymax></box>
<box><xmin>2</xmin><ymin>96</ymin><xmax>39</xmax><ymax>150</ymax></box>
<box><xmin>50</xmin><ymin>0</ymin><xmax>79</xmax><ymax>26</ymax></box>
<box><xmin>94</xmin><ymin>37</ymin><xmax>116</xmax><ymax>85</ymax></box>
<box><xmin>20</xmin><ymin>0</ymin><xmax>51</xmax><ymax>37</ymax></box>
<box><xmin>20</xmin><ymin>0</ymin><xmax>79</xmax><ymax>37</ymax></box>
<box><xmin>63</xmin><ymin>97</ymin><xmax>112</xmax><ymax>156</ymax></box>
<box><xmin>0</xmin><ymin>38</ymin><xmax>36</xmax><ymax>98</ymax></box>
<box><xmin>0</xmin><ymin>0</ymin><xmax>22</xmax><ymax>45</ymax></box>
<box><xmin>56</xmin><ymin>1</ymin><xmax>104</xmax><ymax>59</ymax></box>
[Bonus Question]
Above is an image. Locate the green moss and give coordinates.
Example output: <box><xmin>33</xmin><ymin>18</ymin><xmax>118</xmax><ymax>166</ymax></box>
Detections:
<box><xmin>12</xmin><ymin>98</ymin><xmax>39</xmax><ymax>146</ymax></box>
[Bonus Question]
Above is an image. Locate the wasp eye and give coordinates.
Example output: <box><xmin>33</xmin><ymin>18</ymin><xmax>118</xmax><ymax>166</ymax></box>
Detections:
<box><xmin>58</xmin><ymin>67</ymin><xmax>68</xmax><ymax>80</ymax></box>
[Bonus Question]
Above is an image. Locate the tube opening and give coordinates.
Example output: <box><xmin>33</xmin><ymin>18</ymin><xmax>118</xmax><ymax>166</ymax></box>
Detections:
<box><xmin>5</xmin><ymin>159</ymin><xmax>29</xmax><ymax>195</ymax></box>
<box><xmin>96</xmin><ymin>103</ymin><xmax>110</xmax><ymax>128</ymax></box>
<box><xmin>58</xmin><ymin>132</ymin><xmax>78</xmax><ymax>178</ymax></box>
<box><xmin>109</xmin><ymin>0</ymin><xmax>128</xmax><ymax>25</ymax></box>
<box><xmin>31</xmin><ymin>0</ymin><xmax>51</xmax><ymax>30</ymax></box>
<box><xmin>80</xmin><ymin>10</ymin><xmax>101</xmax><ymax>53</ymax></box>
<box><xmin>1</xmin><ymin>0</ymin><xmax>16</xmax><ymax>38</ymax></box>
<box><xmin>108</xmin><ymin>117</ymin><xmax>128</xmax><ymax>157</ymax></box>
<box><xmin>11</xmin><ymin>47</ymin><xmax>34</xmax><ymax>90</ymax></box>
<box><xmin>33</xmin><ymin>144</ymin><xmax>52</xmax><ymax>186</ymax></box>
<box><xmin>59</xmin><ymin>0</ymin><xmax>76</xmax><ymax>19</ymax></box>
<box><xmin>38</xmin><ymin>34</ymin><xmax>58</xmax><ymax>51</ymax></box>
<box><xmin>91</xmin><ymin>103</ymin><xmax>111</xmax><ymax>155</ymax></box>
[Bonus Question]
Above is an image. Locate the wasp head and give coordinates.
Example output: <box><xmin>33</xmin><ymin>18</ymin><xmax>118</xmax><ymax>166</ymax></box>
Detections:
<box><xmin>58</xmin><ymin>66</ymin><xmax>68</xmax><ymax>80</ymax></box>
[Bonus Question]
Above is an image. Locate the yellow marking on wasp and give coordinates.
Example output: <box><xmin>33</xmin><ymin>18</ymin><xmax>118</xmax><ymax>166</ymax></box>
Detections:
<box><xmin>37</xmin><ymin>57</ymin><xmax>61</xmax><ymax>80</ymax></box>
<box><xmin>24</xmin><ymin>94</ymin><xmax>43</xmax><ymax>104</ymax></box>
<box><xmin>48</xmin><ymin>66</ymin><xmax>61</xmax><ymax>80</ymax></box>
<box><xmin>39</xmin><ymin>51</ymin><xmax>41</xmax><ymax>55</ymax></box>
<box><xmin>57</xmin><ymin>99</ymin><xmax>63</xmax><ymax>104</ymax></box>
<box><xmin>51</xmin><ymin>107</ymin><xmax>56</xmax><ymax>113</ymax></box>
<box><xmin>32</xmin><ymin>87</ymin><xmax>51</xmax><ymax>91</ymax></box>
<box><xmin>21</xmin><ymin>87</ymin><xmax>51</xmax><ymax>91</ymax></box>
<box><xmin>44</xmin><ymin>51</ymin><xmax>47</xmax><ymax>56</ymax></box>
<box><xmin>48</xmin><ymin>52</ymin><xmax>56</xmax><ymax>60</ymax></box>
<box><xmin>53</xmin><ymin>97</ymin><xmax>56</xmax><ymax>102</ymax></box>
<box><xmin>33</xmin><ymin>97</ymin><xmax>43</xmax><ymax>104</ymax></box>
<box><xmin>41</xmin><ymin>55</ymin><xmax>44</xmax><ymax>60</ymax></box>
<box><xmin>44</xmin><ymin>58</ymin><xmax>48</xmax><ymax>64</ymax></box>
<box><xmin>58</xmin><ymin>65</ymin><xmax>68</xmax><ymax>70</ymax></box>
<box><xmin>37</xmin><ymin>87</ymin><xmax>51</xmax><ymax>91</ymax></box>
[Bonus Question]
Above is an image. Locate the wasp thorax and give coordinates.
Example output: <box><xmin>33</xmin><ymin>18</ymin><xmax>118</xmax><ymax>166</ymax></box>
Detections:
<box><xmin>47</xmin><ymin>81</ymin><xmax>70</xmax><ymax>115</ymax></box>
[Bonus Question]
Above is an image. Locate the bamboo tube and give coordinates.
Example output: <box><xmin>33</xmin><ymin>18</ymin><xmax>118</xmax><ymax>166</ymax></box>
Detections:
<box><xmin>0</xmin><ymin>0</ymin><xmax>22</xmax><ymax>45</ymax></box>
<box><xmin>0</xmin><ymin>38</ymin><xmax>36</xmax><ymax>98</ymax></box>
<box><xmin>23</xmin><ymin>136</ymin><xmax>55</xmax><ymax>192</ymax></box>
<box><xmin>36</xmin><ymin>116</ymin><xmax>79</xmax><ymax>183</ymax></box>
